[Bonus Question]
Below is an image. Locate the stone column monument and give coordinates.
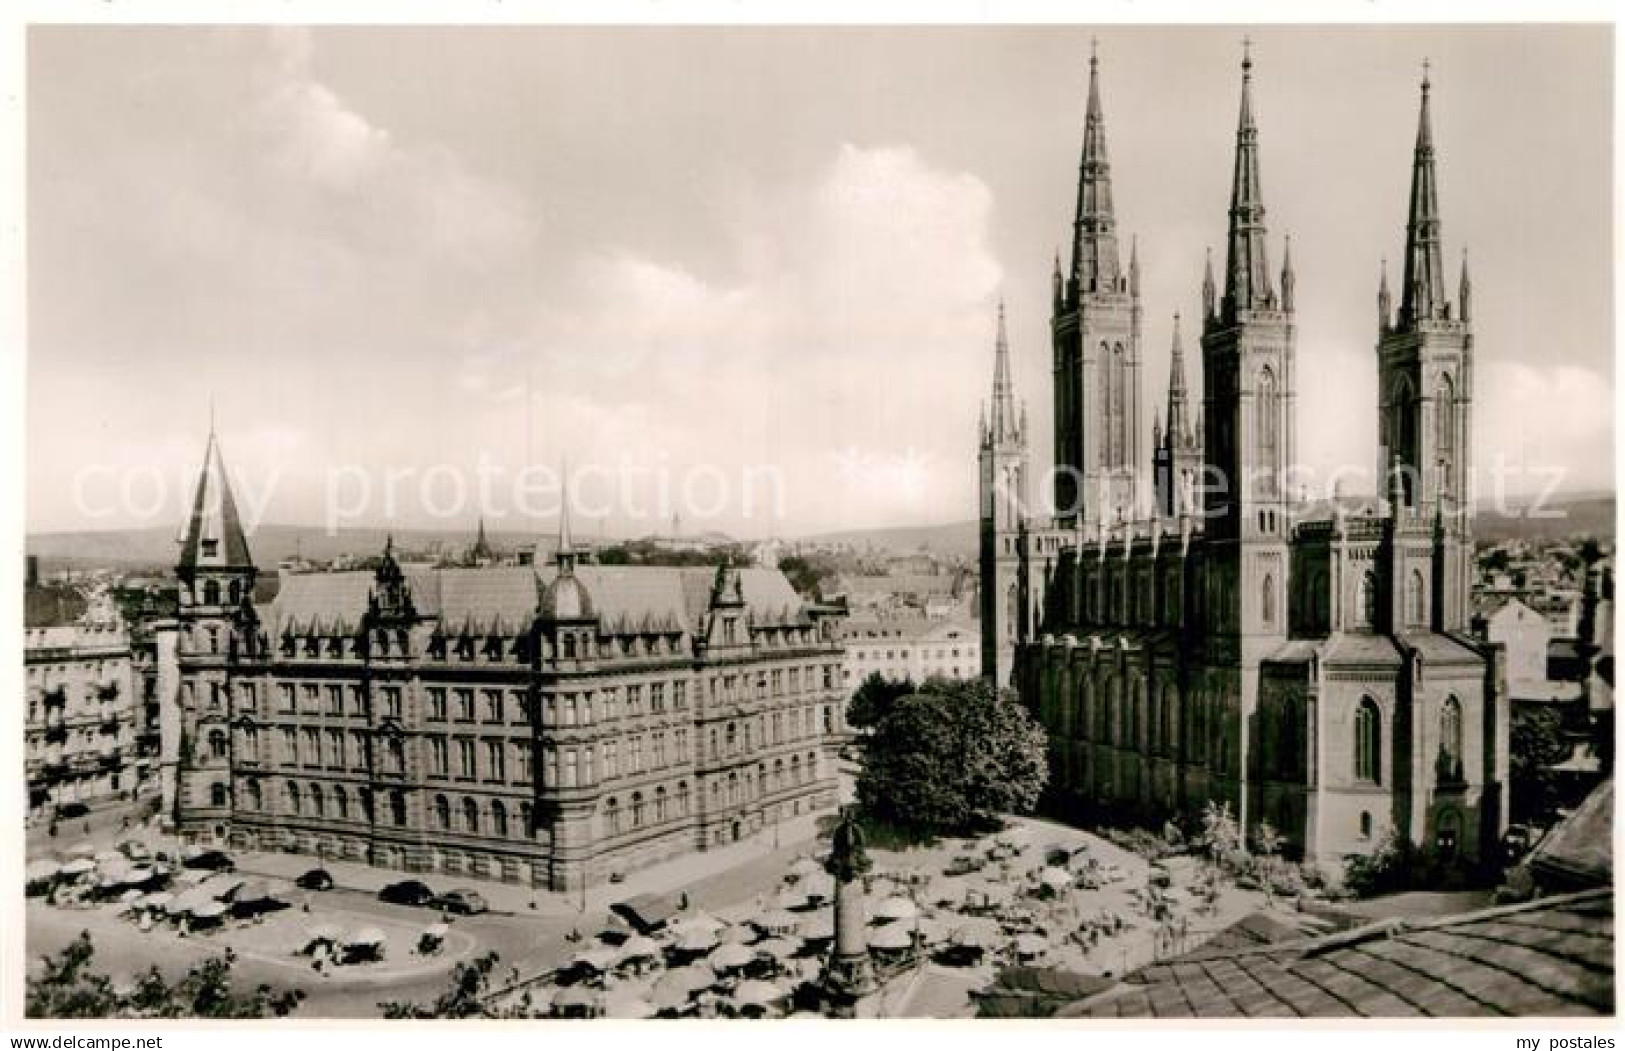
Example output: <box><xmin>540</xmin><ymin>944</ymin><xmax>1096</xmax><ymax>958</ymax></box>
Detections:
<box><xmin>820</xmin><ymin>805</ymin><xmax>876</xmax><ymax>1010</ymax></box>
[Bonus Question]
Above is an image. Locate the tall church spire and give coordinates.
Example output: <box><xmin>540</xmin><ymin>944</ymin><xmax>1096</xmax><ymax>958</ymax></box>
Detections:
<box><xmin>988</xmin><ymin>299</ymin><xmax>1020</xmax><ymax>444</ymax></box>
<box><xmin>1223</xmin><ymin>40</ymin><xmax>1273</xmax><ymax>321</ymax></box>
<box><xmin>177</xmin><ymin>429</ymin><xmax>254</xmax><ymax>574</ymax></box>
<box><xmin>1166</xmin><ymin>312</ymin><xmax>1190</xmax><ymax>443</ymax></box>
<box><xmin>1071</xmin><ymin>40</ymin><xmax>1122</xmax><ymax>296</ymax></box>
<box><xmin>1400</xmin><ymin>61</ymin><xmax>1448</xmax><ymax>326</ymax></box>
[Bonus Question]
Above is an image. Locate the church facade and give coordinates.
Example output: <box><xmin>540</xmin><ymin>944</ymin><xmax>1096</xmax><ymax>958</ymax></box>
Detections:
<box><xmin>169</xmin><ymin>435</ymin><xmax>844</xmax><ymax>890</ymax></box>
<box><xmin>980</xmin><ymin>49</ymin><xmax>1509</xmax><ymax>870</ymax></box>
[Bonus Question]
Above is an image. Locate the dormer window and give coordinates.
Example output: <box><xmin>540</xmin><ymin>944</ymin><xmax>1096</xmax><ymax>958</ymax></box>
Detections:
<box><xmin>201</xmin><ymin>539</ymin><xmax>218</xmax><ymax>558</ymax></box>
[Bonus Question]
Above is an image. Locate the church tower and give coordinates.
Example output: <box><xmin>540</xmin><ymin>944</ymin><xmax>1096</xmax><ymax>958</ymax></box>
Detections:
<box><xmin>174</xmin><ymin>427</ymin><xmax>257</xmax><ymax>833</ymax></box>
<box><xmin>1153</xmin><ymin>313</ymin><xmax>1203</xmax><ymax>518</ymax></box>
<box><xmin>980</xmin><ymin>301</ymin><xmax>1029</xmax><ymax>686</ymax></box>
<box><xmin>1051</xmin><ymin>43</ymin><xmax>1143</xmax><ymax>530</ymax></box>
<box><xmin>1201</xmin><ymin>45</ymin><xmax>1297</xmax><ymax>643</ymax></box>
<box><xmin>1377</xmin><ymin>66</ymin><xmax>1474</xmax><ymax>632</ymax></box>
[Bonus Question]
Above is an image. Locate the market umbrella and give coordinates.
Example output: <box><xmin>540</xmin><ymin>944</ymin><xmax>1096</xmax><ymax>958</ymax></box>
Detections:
<box><xmin>731</xmin><ymin>979</ymin><xmax>788</xmax><ymax>1007</ymax></box>
<box><xmin>26</xmin><ymin>859</ymin><xmax>61</xmax><ymax>882</ymax></box>
<box><xmin>616</xmin><ymin>935</ymin><xmax>662</xmax><ymax>963</ymax></box>
<box><xmin>753</xmin><ymin>937</ymin><xmax>799</xmax><ymax>960</ymax></box>
<box><xmin>710</xmin><ymin>941</ymin><xmax>754</xmax><ymax>971</ymax></box>
<box><xmin>95</xmin><ymin>849</ymin><xmax>123</xmax><ymax>864</ymax></box>
<box><xmin>189</xmin><ymin>899</ymin><xmax>227</xmax><ymax>919</ymax></box>
<box><xmin>604</xmin><ymin>992</ymin><xmax>657</xmax><ymax>1019</ymax></box>
<box><xmin>170</xmin><ymin>889</ymin><xmax>212</xmax><ymax>914</ymax></box>
<box><xmin>1039</xmin><ymin>867</ymin><xmax>1074</xmax><ymax>890</ymax></box>
<box><xmin>1013</xmin><ymin>933</ymin><xmax>1048</xmax><ymax>957</ymax></box>
<box><xmin>308</xmin><ymin>923</ymin><xmax>343</xmax><ymax>943</ymax></box>
<box><xmin>674</xmin><ymin>927</ymin><xmax>720</xmax><ymax>953</ymax></box>
<box><xmin>950</xmin><ymin>919</ymin><xmax>1000</xmax><ymax>949</ymax></box>
<box><xmin>916</xmin><ymin>917</ymin><xmax>953</xmax><ymax>946</ymax></box>
<box><xmin>199</xmin><ymin>874</ymin><xmax>247</xmax><ymax>899</ymax></box>
<box><xmin>142</xmin><ymin>892</ymin><xmax>173</xmax><ymax>911</ymax></box>
<box><xmin>119</xmin><ymin>888</ymin><xmax>145</xmax><ymax>904</ymax></box>
<box><xmin>422</xmin><ymin>922</ymin><xmax>450</xmax><ymax>939</ymax></box>
<box><xmin>670</xmin><ymin>911</ymin><xmax>725</xmax><ymax>936</ymax></box>
<box><xmin>873</xmin><ymin>896</ymin><xmax>919</xmax><ymax>922</ymax></box>
<box><xmin>61</xmin><ymin>857</ymin><xmax>96</xmax><ymax>876</ymax></box>
<box><xmin>572</xmin><ymin>947</ymin><xmax>619</xmax><ymax>974</ymax></box>
<box><xmin>869</xmin><ymin>923</ymin><xmax>915</xmax><ymax>951</ymax></box>
<box><xmin>346</xmin><ymin>928</ymin><xmax>388</xmax><ymax>947</ymax></box>
<box><xmin>796</xmin><ymin>912</ymin><xmax>834</xmax><ymax>942</ymax></box>
<box><xmin>771</xmin><ymin>887</ymin><xmax>809</xmax><ymax>912</ymax></box>
<box><xmin>181</xmin><ymin>844</ymin><xmax>205</xmax><ymax>860</ymax></box>
<box><xmin>68</xmin><ymin>841</ymin><xmax>97</xmax><ymax>859</ymax></box>
<box><xmin>799</xmin><ymin>872</ymin><xmax>835</xmax><ymax>901</ymax></box>
<box><xmin>118</xmin><ymin>840</ymin><xmax>151</xmax><ymax>860</ymax></box>
<box><xmin>716</xmin><ymin>923</ymin><xmax>755</xmax><ymax>946</ymax></box>
<box><xmin>651</xmin><ymin>964</ymin><xmax>714</xmax><ymax>1008</ymax></box>
<box><xmin>551</xmin><ymin>985</ymin><xmax>598</xmax><ymax>1012</ymax></box>
<box><xmin>124</xmin><ymin>867</ymin><xmax>155</xmax><ymax>885</ymax></box>
<box><xmin>754</xmin><ymin>909</ymin><xmax>800</xmax><ymax>935</ymax></box>
<box><xmin>232</xmin><ymin>879</ymin><xmax>275</xmax><ymax>903</ymax></box>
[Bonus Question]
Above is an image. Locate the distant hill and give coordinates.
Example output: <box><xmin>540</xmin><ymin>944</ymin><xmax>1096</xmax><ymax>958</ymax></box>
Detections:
<box><xmin>26</xmin><ymin>492</ymin><xmax>1614</xmax><ymax>575</ymax></box>
<box><xmin>796</xmin><ymin>493</ymin><xmax>1615</xmax><ymax>556</ymax></box>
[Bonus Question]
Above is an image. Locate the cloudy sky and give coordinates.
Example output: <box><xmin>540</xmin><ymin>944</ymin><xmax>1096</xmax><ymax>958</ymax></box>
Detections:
<box><xmin>26</xmin><ymin>24</ymin><xmax>1612</xmax><ymax>539</ymax></box>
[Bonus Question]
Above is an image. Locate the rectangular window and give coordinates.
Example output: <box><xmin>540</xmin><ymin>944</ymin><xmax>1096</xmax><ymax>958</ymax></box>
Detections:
<box><xmin>603</xmin><ymin>740</ymin><xmax>617</xmax><ymax>779</ymax></box>
<box><xmin>280</xmin><ymin>728</ymin><xmax>297</xmax><ymax>765</ymax></box>
<box><xmin>627</xmin><ymin>685</ymin><xmax>643</xmax><ymax>716</ymax></box>
<box><xmin>511</xmin><ymin>689</ymin><xmax>528</xmax><ymax>724</ymax></box>
<box><xmin>241</xmin><ymin>682</ymin><xmax>258</xmax><ymax>712</ymax></box>
<box><xmin>484</xmin><ymin>689</ymin><xmax>503</xmax><ymax>723</ymax></box>
<box><xmin>580</xmin><ymin>691</ymin><xmax>594</xmax><ymax>724</ymax></box>
<box><xmin>327</xmin><ymin>684</ymin><xmax>343</xmax><ymax>715</ymax></box>
<box><xmin>302</xmin><ymin>684</ymin><xmax>319</xmax><ymax>712</ymax></box>
<box><xmin>651</xmin><ymin>683</ymin><xmax>665</xmax><ymax>713</ymax></box>
<box><xmin>351</xmin><ymin>730</ymin><xmax>368</xmax><ymax>770</ymax></box>
<box><xmin>629</xmin><ymin>735</ymin><xmax>642</xmax><ymax>774</ymax></box>
<box><xmin>583</xmin><ymin>745</ymin><xmax>595</xmax><ymax>785</ymax></box>
<box><xmin>382</xmin><ymin>687</ymin><xmax>402</xmax><ymax>720</ymax></box>
<box><xmin>428</xmin><ymin>688</ymin><xmax>447</xmax><ymax>721</ymax></box>
<box><xmin>457</xmin><ymin>738</ymin><xmax>476</xmax><ymax>779</ymax></box>
<box><xmin>673</xmin><ymin>681</ymin><xmax>687</xmax><ymax>709</ymax></box>
<box><xmin>601</xmin><ymin>687</ymin><xmax>618</xmax><ymax>721</ymax></box>
<box><xmin>278</xmin><ymin>684</ymin><xmax>295</xmax><ymax>713</ymax></box>
<box><xmin>515</xmin><ymin>739</ymin><xmax>532</xmax><ymax>782</ymax></box>
<box><xmin>563</xmin><ymin>748</ymin><xmax>578</xmax><ymax>788</ymax></box>
<box><xmin>326</xmin><ymin>729</ymin><xmax>345</xmax><ymax>769</ymax></box>
<box><xmin>563</xmin><ymin>694</ymin><xmax>577</xmax><ymax>726</ymax></box>
<box><xmin>675</xmin><ymin>728</ymin><xmax>688</xmax><ymax>762</ymax></box>
<box><xmin>455</xmin><ymin>689</ymin><xmax>474</xmax><ymax>722</ymax></box>
<box><xmin>486</xmin><ymin>739</ymin><xmax>505</xmax><ymax>782</ymax></box>
<box><xmin>302</xmin><ymin>728</ymin><xmax>321</xmax><ymax>768</ymax></box>
<box><xmin>653</xmin><ymin>731</ymin><xmax>667</xmax><ymax>768</ymax></box>
<box><xmin>349</xmin><ymin>685</ymin><xmax>366</xmax><ymax>716</ymax></box>
<box><xmin>428</xmin><ymin>737</ymin><xmax>448</xmax><ymax>778</ymax></box>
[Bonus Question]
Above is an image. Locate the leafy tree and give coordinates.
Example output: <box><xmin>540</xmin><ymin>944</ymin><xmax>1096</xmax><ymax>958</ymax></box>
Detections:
<box><xmin>1197</xmin><ymin>800</ymin><xmax>1245</xmax><ymax>874</ymax></box>
<box><xmin>855</xmin><ymin>679</ymin><xmax>1047</xmax><ymax>834</ymax></box>
<box><xmin>1510</xmin><ymin>706</ymin><xmax>1571</xmax><ymax>825</ymax></box>
<box><xmin>380</xmin><ymin>951</ymin><xmax>513</xmax><ymax>1019</ymax></box>
<box><xmin>27</xmin><ymin>933</ymin><xmax>303</xmax><ymax>1019</ymax></box>
<box><xmin>845</xmin><ymin>672</ymin><xmax>915</xmax><ymax>730</ymax></box>
<box><xmin>778</xmin><ymin>554</ymin><xmax>837</xmax><ymax>600</ymax></box>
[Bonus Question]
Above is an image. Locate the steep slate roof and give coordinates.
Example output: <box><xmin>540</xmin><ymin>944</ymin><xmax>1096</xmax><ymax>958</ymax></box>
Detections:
<box><xmin>1528</xmin><ymin>780</ymin><xmax>1613</xmax><ymax>893</ymax></box>
<box><xmin>1069</xmin><ymin>889</ymin><xmax>1614</xmax><ymax>1018</ymax></box>
<box><xmin>268</xmin><ymin>562</ymin><xmax>806</xmax><ymax>635</ymax></box>
<box><xmin>177</xmin><ymin>431</ymin><xmax>254</xmax><ymax>572</ymax></box>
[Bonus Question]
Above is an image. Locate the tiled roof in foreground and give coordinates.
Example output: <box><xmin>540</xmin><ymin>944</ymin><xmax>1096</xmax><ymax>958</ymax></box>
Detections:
<box><xmin>1065</xmin><ymin>888</ymin><xmax>1614</xmax><ymax>1018</ymax></box>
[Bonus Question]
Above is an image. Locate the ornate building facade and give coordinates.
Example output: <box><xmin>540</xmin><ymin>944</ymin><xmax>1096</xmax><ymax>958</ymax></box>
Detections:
<box><xmin>982</xmin><ymin>49</ymin><xmax>1508</xmax><ymax>869</ymax></box>
<box><xmin>170</xmin><ymin>433</ymin><xmax>845</xmax><ymax>890</ymax></box>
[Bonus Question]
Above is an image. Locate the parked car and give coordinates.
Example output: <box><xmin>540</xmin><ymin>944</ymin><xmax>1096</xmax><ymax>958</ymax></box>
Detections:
<box><xmin>378</xmin><ymin>879</ymin><xmax>436</xmax><ymax>907</ymax></box>
<box><xmin>54</xmin><ymin>802</ymin><xmax>89</xmax><ymax>820</ymax></box>
<box><xmin>435</xmin><ymin>888</ymin><xmax>489</xmax><ymax>915</ymax></box>
<box><xmin>295</xmin><ymin>868</ymin><xmax>335</xmax><ymax>891</ymax></box>
<box><xmin>182</xmin><ymin>850</ymin><xmax>235</xmax><ymax>872</ymax></box>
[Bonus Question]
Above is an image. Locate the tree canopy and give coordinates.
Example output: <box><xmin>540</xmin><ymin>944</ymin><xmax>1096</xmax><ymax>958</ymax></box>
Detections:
<box><xmin>27</xmin><ymin>933</ymin><xmax>304</xmax><ymax>1019</ymax></box>
<box><xmin>845</xmin><ymin>672</ymin><xmax>915</xmax><ymax>730</ymax></box>
<box><xmin>1510</xmin><ymin>705</ymin><xmax>1572</xmax><ymax>826</ymax></box>
<box><xmin>855</xmin><ymin>678</ymin><xmax>1048</xmax><ymax>834</ymax></box>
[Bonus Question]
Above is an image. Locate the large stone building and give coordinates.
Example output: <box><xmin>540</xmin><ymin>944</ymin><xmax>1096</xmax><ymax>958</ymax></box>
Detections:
<box><xmin>170</xmin><ymin>432</ymin><xmax>845</xmax><ymax>890</ymax></box>
<box><xmin>982</xmin><ymin>49</ymin><xmax>1508</xmax><ymax>869</ymax></box>
<box><xmin>24</xmin><ymin>619</ymin><xmax>138</xmax><ymax>813</ymax></box>
<box><xmin>837</xmin><ymin>616</ymin><xmax>981</xmax><ymax>689</ymax></box>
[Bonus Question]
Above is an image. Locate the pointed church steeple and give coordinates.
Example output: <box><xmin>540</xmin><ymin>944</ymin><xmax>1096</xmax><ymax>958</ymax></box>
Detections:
<box><xmin>1458</xmin><ymin>247</ymin><xmax>1471</xmax><ymax>324</ymax></box>
<box><xmin>1400</xmin><ymin>62</ymin><xmax>1448</xmax><ymax>326</ymax></box>
<box><xmin>555</xmin><ymin>461</ymin><xmax>578</xmax><ymax>574</ymax></box>
<box><xmin>1378</xmin><ymin>257</ymin><xmax>1392</xmax><ymax>329</ymax></box>
<box><xmin>1222</xmin><ymin>40</ymin><xmax>1273</xmax><ymax>321</ymax></box>
<box><xmin>1202</xmin><ymin>246</ymin><xmax>1216</xmax><ymax>320</ymax></box>
<box><xmin>1166</xmin><ymin>312</ymin><xmax>1191</xmax><ymax>444</ymax></box>
<box><xmin>1280</xmin><ymin>233</ymin><xmax>1295</xmax><ymax>313</ymax></box>
<box><xmin>177</xmin><ymin>427</ymin><xmax>254</xmax><ymax>575</ymax></box>
<box><xmin>987</xmin><ymin>299</ymin><xmax>1020</xmax><ymax>445</ymax></box>
<box><xmin>1071</xmin><ymin>40</ymin><xmax>1122</xmax><ymax>297</ymax></box>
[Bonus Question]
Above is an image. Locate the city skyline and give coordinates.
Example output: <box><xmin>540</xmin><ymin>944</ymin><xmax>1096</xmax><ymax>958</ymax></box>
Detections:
<box><xmin>27</xmin><ymin>25</ymin><xmax>1613</xmax><ymax>539</ymax></box>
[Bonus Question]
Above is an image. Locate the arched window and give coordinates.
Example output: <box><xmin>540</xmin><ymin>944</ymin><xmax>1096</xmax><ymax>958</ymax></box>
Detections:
<box><xmin>790</xmin><ymin>755</ymin><xmax>802</xmax><ymax>784</ymax></box>
<box><xmin>389</xmin><ymin>789</ymin><xmax>406</xmax><ymax>826</ymax></box>
<box><xmin>604</xmin><ymin>796</ymin><xmax>621</xmax><ymax>834</ymax></box>
<box><xmin>1256</xmin><ymin>365</ymin><xmax>1280</xmax><ymax>496</ymax></box>
<box><xmin>209</xmin><ymin>782</ymin><xmax>228</xmax><ymax>808</ymax></box>
<box><xmin>520</xmin><ymin>801</ymin><xmax>533</xmax><ymax>837</ymax></box>
<box><xmin>655</xmin><ymin>787</ymin><xmax>668</xmax><ymax>822</ymax></box>
<box><xmin>309</xmin><ymin>783</ymin><xmax>325</xmax><ymax>817</ymax></box>
<box><xmin>1006</xmin><ymin>584</ymin><xmax>1019</xmax><ymax>640</ymax></box>
<box><xmin>433</xmin><ymin>793</ymin><xmax>450</xmax><ymax>830</ymax></box>
<box><xmin>245</xmin><ymin>778</ymin><xmax>262</xmax><ymax>811</ymax></box>
<box><xmin>1360</xmin><ymin>811</ymin><xmax>1373</xmax><ymax>839</ymax></box>
<box><xmin>491</xmin><ymin>799</ymin><xmax>508</xmax><ymax>837</ymax></box>
<box><xmin>462</xmin><ymin>796</ymin><xmax>479</xmax><ymax>833</ymax></box>
<box><xmin>208</xmin><ymin>728</ymin><xmax>228</xmax><ymax>760</ymax></box>
<box><xmin>333</xmin><ymin>784</ymin><xmax>348</xmax><ymax>819</ymax></box>
<box><xmin>1097</xmin><ymin>345</ymin><xmax>1113</xmax><ymax>468</ymax></box>
<box><xmin>676</xmin><ymin>781</ymin><xmax>690</xmax><ymax>815</ymax></box>
<box><xmin>1408</xmin><ymin>569</ymin><xmax>1426</xmax><ymax>628</ymax></box>
<box><xmin>1261</xmin><ymin>573</ymin><xmax>1276</xmax><ymax>626</ymax></box>
<box><xmin>285</xmin><ymin>781</ymin><xmax>301</xmax><ymax>814</ymax></box>
<box><xmin>1439</xmin><ymin>696</ymin><xmax>1464</xmax><ymax>783</ymax></box>
<box><xmin>1354</xmin><ymin>698</ymin><xmax>1382</xmax><ymax>783</ymax></box>
<box><xmin>631</xmin><ymin>791</ymin><xmax>645</xmax><ymax>828</ymax></box>
<box><xmin>1435</xmin><ymin>373</ymin><xmax>1455</xmax><ymax>472</ymax></box>
<box><xmin>1360</xmin><ymin>571</ymin><xmax>1378</xmax><ymax>627</ymax></box>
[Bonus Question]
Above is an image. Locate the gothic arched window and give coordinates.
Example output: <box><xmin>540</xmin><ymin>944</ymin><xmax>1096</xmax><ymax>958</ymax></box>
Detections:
<box><xmin>389</xmin><ymin>789</ymin><xmax>406</xmax><ymax>826</ymax></box>
<box><xmin>490</xmin><ymin>798</ymin><xmax>507</xmax><ymax>836</ymax></box>
<box><xmin>1354</xmin><ymin>698</ymin><xmax>1381</xmax><ymax>783</ymax></box>
<box><xmin>1435</xmin><ymin>373</ymin><xmax>1456</xmax><ymax>469</ymax></box>
<box><xmin>1097</xmin><ymin>344</ymin><xmax>1113</xmax><ymax>469</ymax></box>
<box><xmin>462</xmin><ymin>796</ymin><xmax>479</xmax><ymax>833</ymax></box>
<box><xmin>1408</xmin><ymin>569</ymin><xmax>1427</xmax><ymax>627</ymax></box>
<box><xmin>245</xmin><ymin>778</ymin><xmax>262</xmax><ymax>811</ymax></box>
<box><xmin>1261</xmin><ymin>573</ymin><xmax>1276</xmax><ymax>627</ymax></box>
<box><xmin>209</xmin><ymin>782</ymin><xmax>228</xmax><ymax>808</ymax></box>
<box><xmin>1256</xmin><ymin>366</ymin><xmax>1280</xmax><ymax>497</ymax></box>
<box><xmin>1439</xmin><ymin>696</ymin><xmax>1464</xmax><ymax>783</ymax></box>
<box><xmin>333</xmin><ymin>784</ymin><xmax>348</xmax><ymax>819</ymax></box>
<box><xmin>309</xmin><ymin>783</ymin><xmax>324</xmax><ymax>817</ymax></box>
<box><xmin>1360</xmin><ymin>570</ymin><xmax>1378</xmax><ymax>627</ymax></box>
<box><xmin>1006</xmin><ymin>584</ymin><xmax>1019</xmax><ymax>640</ymax></box>
<box><xmin>433</xmin><ymin>793</ymin><xmax>450</xmax><ymax>830</ymax></box>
